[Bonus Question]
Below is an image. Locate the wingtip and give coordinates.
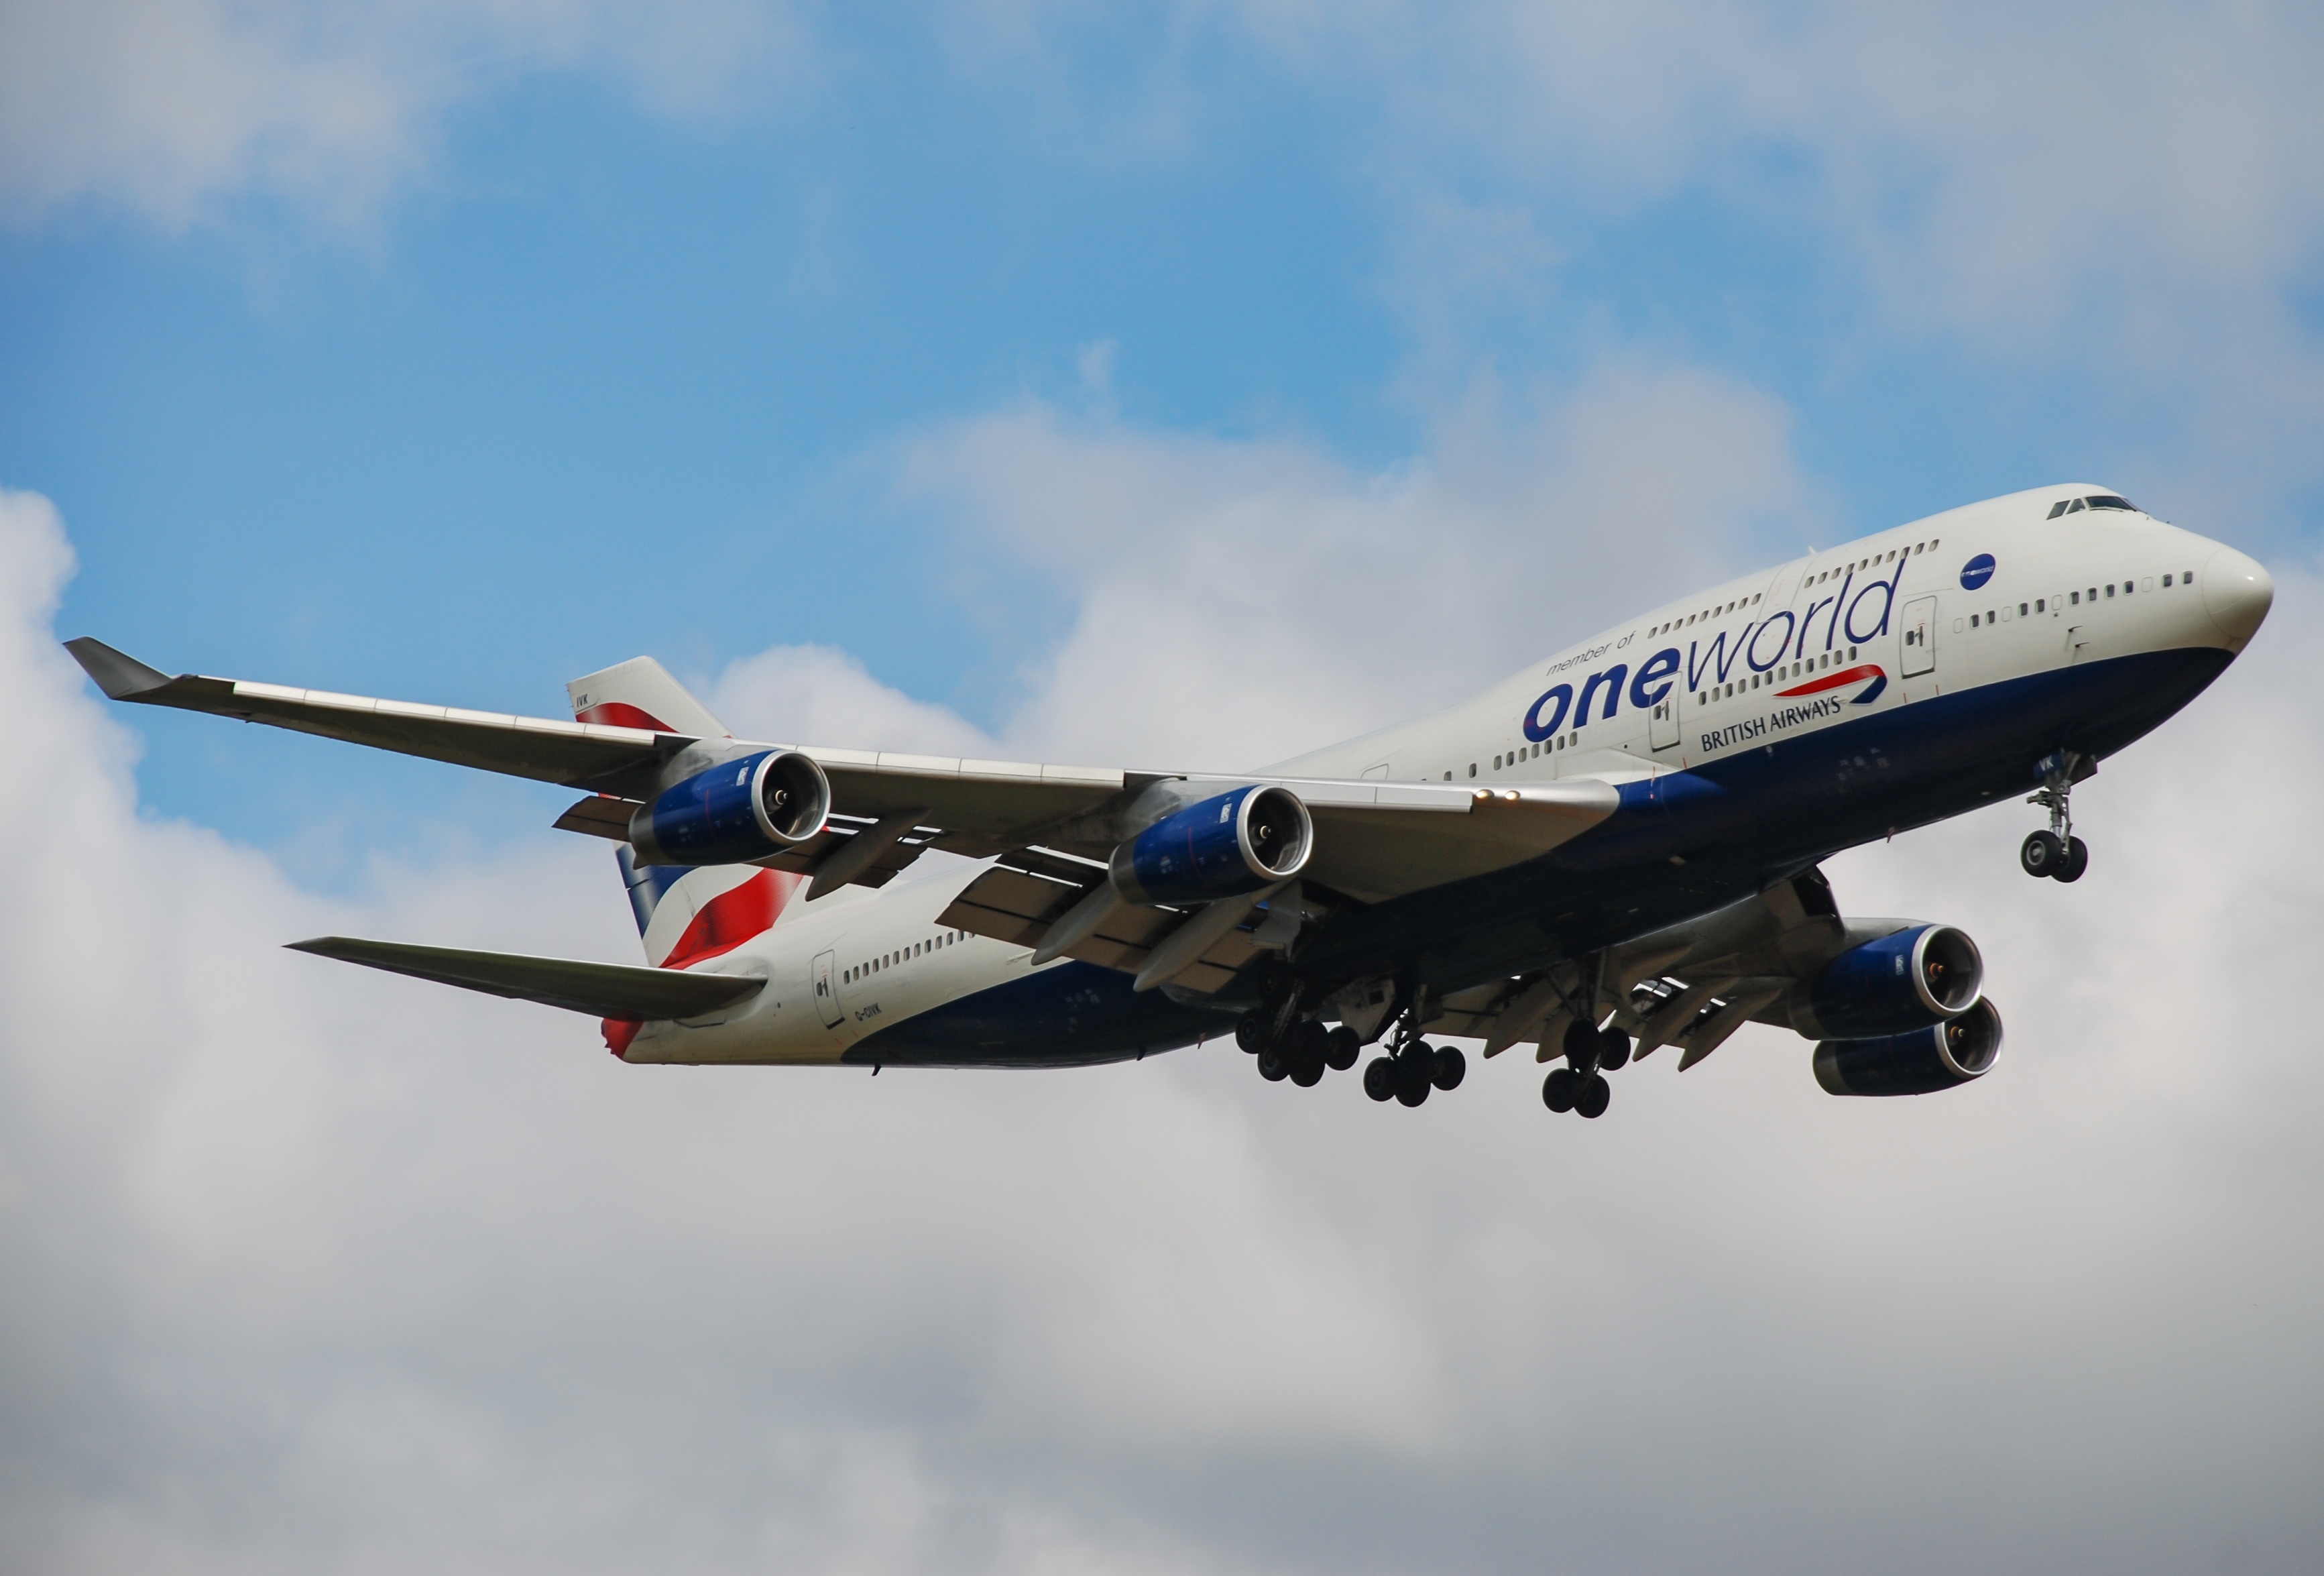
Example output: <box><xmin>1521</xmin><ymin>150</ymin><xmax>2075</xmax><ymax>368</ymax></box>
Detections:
<box><xmin>62</xmin><ymin>637</ymin><xmax>175</xmax><ymax>700</ymax></box>
<box><xmin>282</xmin><ymin>936</ymin><xmax>349</xmax><ymax>957</ymax></box>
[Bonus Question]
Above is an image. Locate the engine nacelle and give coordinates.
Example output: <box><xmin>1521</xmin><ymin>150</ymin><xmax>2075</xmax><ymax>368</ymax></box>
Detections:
<box><xmin>1813</xmin><ymin>998</ymin><xmax>2003</xmax><ymax>1096</ymax></box>
<box><xmin>630</xmin><ymin>750</ymin><xmax>831</xmax><ymax>866</ymax></box>
<box><xmin>1109</xmin><ymin>785</ymin><xmax>1313</xmax><ymax>906</ymax></box>
<box><xmin>1789</xmin><ymin>923</ymin><xmax>1983</xmax><ymax>1041</ymax></box>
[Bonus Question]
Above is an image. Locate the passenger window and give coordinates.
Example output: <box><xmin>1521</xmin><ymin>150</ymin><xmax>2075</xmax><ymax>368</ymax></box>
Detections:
<box><xmin>2162</xmin><ymin>575</ymin><xmax>2172</xmax><ymax>587</ymax></box>
<box><xmin>2105</xmin><ymin>585</ymin><xmax>2114</xmax><ymax>597</ymax></box>
<box><xmin>2019</xmin><ymin>603</ymin><xmax>2028</xmax><ymax>616</ymax></box>
<box><xmin>2036</xmin><ymin>598</ymin><xmax>2044</xmax><ymax>612</ymax></box>
<box><xmin>1970</xmin><ymin>614</ymin><xmax>1979</xmax><ymax>627</ymax></box>
<box><xmin>2184</xmin><ymin>570</ymin><xmax>2195</xmax><ymax>583</ymax></box>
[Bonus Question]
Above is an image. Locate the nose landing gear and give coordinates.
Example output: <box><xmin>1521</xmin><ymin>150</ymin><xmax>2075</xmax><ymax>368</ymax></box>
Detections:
<box><xmin>2022</xmin><ymin>752</ymin><xmax>2091</xmax><ymax>883</ymax></box>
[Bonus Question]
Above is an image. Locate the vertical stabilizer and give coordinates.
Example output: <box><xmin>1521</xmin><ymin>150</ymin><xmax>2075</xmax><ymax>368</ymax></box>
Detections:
<box><xmin>566</xmin><ymin>655</ymin><xmax>730</xmax><ymax>738</ymax></box>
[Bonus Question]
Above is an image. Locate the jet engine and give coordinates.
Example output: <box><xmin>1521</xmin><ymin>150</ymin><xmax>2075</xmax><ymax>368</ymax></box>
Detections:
<box><xmin>1813</xmin><ymin>998</ymin><xmax>2003</xmax><ymax>1096</ymax></box>
<box><xmin>630</xmin><ymin>749</ymin><xmax>831</xmax><ymax>866</ymax></box>
<box><xmin>1788</xmin><ymin>923</ymin><xmax>1983</xmax><ymax>1041</ymax></box>
<box><xmin>1110</xmin><ymin>785</ymin><xmax>1313</xmax><ymax>905</ymax></box>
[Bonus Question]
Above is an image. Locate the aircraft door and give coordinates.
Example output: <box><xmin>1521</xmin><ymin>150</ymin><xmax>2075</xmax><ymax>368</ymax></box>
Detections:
<box><xmin>1900</xmin><ymin>596</ymin><xmax>1937</xmax><ymax>678</ymax></box>
<box><xmin>1648</xmin><ymin>691</ymin><xmax>1680</xmax><ymax>750</ymax></box>
<box><xmin>812</xmin><ymin>949</ymin><xmax>843</xmax><ymax>1028</ymax></box>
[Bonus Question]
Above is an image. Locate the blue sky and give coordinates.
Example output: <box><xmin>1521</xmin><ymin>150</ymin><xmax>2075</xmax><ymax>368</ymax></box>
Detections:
<box><xmin>14</xmin><ymin>3</ymin><xmax>2319</xmax><ymax>887</ymax></box>
<box><xmin>7</xmin><ymin>8</ymin><xmax>2324</xmax><ymax>1573</ymax></box>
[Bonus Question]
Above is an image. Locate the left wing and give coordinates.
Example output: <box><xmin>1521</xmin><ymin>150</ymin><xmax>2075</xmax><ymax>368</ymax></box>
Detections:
<box><xmin>70</xmin><ymin>641</ymin><xmax>1622</xmax><ymax>989</ymax></box>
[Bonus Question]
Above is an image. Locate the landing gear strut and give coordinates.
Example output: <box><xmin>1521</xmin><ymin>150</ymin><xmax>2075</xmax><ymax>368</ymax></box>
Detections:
<box><xmin>2022</xmin><ymin>754</ymin><xmax>2090</xmax><ymax>883</ymax></box>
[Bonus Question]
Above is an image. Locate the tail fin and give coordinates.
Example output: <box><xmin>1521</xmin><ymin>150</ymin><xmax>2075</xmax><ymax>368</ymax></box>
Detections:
<box><xmin>567</xmin><ymin>655</ymin><xmax>732</xmax><ymax>738</ymax></box>
<box><xmin>571</xmin><ymin>658</ymin><xmax>801</xmax><ymax>1038</ymax></box>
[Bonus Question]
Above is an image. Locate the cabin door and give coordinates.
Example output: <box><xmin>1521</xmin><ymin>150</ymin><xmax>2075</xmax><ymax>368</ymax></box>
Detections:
<box><xmin>812</xmin><ymin>949</ymin><xmax>843</xmax><ymax>1028</ymax></box>
<box><xmin>1647</xmin><ymin>691</ymin><xmax>1680</xmax><ymax>750</ymax></box>
<box><xmin>1900</xmin><ymin>596</ymin><xmax>1937</xmax><ymax>678</ymax></box>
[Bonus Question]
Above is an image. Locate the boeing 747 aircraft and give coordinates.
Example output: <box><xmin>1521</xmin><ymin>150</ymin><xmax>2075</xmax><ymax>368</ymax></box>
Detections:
<box><xmin>69</xmin><ymin>484</ymin><xmax>2272</xmax><ymax>1120</ymax></box>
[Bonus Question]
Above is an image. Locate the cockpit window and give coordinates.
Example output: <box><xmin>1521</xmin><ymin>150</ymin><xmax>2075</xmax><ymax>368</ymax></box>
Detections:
<box><xmin>2050</xmin><ymin>494</ymin><xmax>2136</xmax><ymax>518</ymax></box>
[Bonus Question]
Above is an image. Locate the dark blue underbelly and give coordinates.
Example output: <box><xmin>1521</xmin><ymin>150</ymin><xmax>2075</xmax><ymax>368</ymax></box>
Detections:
<box><xmin>844</xmin><ymin>959</ymin><xmax>1220</xmax><ymax>1069</ymax></box>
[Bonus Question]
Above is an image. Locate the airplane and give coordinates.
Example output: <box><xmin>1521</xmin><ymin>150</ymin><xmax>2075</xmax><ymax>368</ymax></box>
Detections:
<box><xmin>66</xmin><ymin>482</ymin><xmax>2273</xmax><ymax>1121</ymax></box>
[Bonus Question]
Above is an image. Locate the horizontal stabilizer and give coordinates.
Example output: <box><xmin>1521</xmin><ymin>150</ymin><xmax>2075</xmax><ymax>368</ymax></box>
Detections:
<box><xmin>285</xmin><ymin>936</ymin><xmax>762</xmax><ymax>1020</ymax></box>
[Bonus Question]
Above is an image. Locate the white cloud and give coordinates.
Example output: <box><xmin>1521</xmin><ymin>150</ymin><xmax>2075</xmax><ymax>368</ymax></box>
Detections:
<box><xmin>898</xmin><ymin>363</ymin><xmax>1814</xmax><ymax>769</ymax></box>
<box><xmin>11</xmin><ymin>425</ymin><xmax>2324</xmax><ymax>1574</ymax></box>
<box><xmin>0</xmin><ymin>0</ymin><xmax>803</xmax><ymax>227</ymax></box>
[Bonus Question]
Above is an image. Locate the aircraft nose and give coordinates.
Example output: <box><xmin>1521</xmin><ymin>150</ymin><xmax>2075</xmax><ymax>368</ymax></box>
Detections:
<box><xmin>2201</xmin><ymin>546</ymin><xmax>2273</xmax><ymax>648</ymax></box>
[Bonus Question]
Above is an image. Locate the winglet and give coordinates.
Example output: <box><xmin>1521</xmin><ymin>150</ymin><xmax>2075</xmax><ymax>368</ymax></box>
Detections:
<box><xmin>63</xmin><ymin>638</ymin><xmax>176</xmax><ymax>700</ymax></box>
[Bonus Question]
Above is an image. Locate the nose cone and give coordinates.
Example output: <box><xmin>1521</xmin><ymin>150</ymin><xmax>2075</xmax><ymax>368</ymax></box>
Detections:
<box><xmin>2201</xmin><ymin>547</ymin><xmax>2274</xmax><ymax>649</ymax></box>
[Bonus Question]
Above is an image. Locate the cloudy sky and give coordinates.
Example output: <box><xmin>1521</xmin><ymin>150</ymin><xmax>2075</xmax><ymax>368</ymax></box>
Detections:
<box><xmin>5</xmin><ymin>3</ymin><xmax>2323</xmax><ymax>1571</ymax></box>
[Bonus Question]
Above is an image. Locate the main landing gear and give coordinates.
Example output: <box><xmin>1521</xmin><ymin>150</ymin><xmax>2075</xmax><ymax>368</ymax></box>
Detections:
<box><xmin>1361</xmin><ymin>1036</ymin><xmax>1464</xmax><ymax>1108</ymax></box>
<box><xmin>2021</xmin><ymin>753</ymin><xmax>2090</xmax><ymax>883</ymax></box>
<box><xmin>1236</xmin><ymin>1007</ymin><xmax>1359</xmax><ymax>1089</ymax></box>
<box><xmin>1542</xmin><ymin>1014</ymin><xmax>1629</xmax><ymax>1121</ymax></box>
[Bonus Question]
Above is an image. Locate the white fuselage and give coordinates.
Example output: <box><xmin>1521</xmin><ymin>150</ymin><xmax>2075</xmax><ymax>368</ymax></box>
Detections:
<box><xmin>622</xmin><ymin>484</ymin><xmax>2268</xmax><ymax>1066</ymax></box>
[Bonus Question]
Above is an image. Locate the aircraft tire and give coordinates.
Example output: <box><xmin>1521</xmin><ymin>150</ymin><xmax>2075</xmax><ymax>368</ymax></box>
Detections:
<box><xmin>1562</xmin><ymin>1015</ymin><xmax>1601</xmax><ymax>1067</ymax></box>
<box><xmin>1574</xmin><ymin>1074</ymin><xmax>1611</xmax><ymax>1119</ymax></box>
<box><xmin>1258</xmin><ymin>1044</ymin><xmax>1291</xmax><ymax>1082</ymax></box>
<box><xmin>1395</xmin><ymin>1044</ymin><xmax>1435</xmax><ymax>1099</ymax></box>
<box><xmin>1235</xmin><ymin>1010</ymin><xmax>1273</xmax><ymax>1053</ymax></box>
<box><xmin>2054</xmin><ymin>836</ymin><xmax>2090</xmax><ymax>883</ymax></box>
<box><xmin>1432</xmin><ymin>1045</ymin><xmax>1466</xmax><ymax>1091</ymax></box>
<box><xmin>1324</xmin><ymin>1026</ymin><xmax>1361</xmax><ymax>1072</ymax></box>
<box><xmin>1542</xmin><ymin>1067</ymin><xmax>1577</xmax><ymax>1112</ymax></box>
<box><xmin>1395</xmin><ymin>1078</ymin><xmax>1430</xmax><ymax>1108</ymax></box>
<box><xmin>2020</xmin><ymin>830</ymin><xmax>2065</xmax><ymax>877</ymax></box>
<box><xmin>1599</xmin><ymin>1026</ymin><xmax>1631</xmax><ymax>1070</ymax></box>
<box><xmin>1363</xmin><ymin>1057</ymin><xmax>1397</xmax><ymax>1101</ymax></box>
<box><xmin>1290</xmin><ymin>1058</ymin><xmax>1324</xmax><ymax>1087</ymax></box>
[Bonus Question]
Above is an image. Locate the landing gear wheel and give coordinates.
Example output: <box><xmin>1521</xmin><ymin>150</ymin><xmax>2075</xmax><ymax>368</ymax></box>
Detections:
<box><xmin>2020</xmin><ymin>830</ymin><xmax>2064</xmax><ymax>878</ymax></box>
<box><xmin>1432</xmin><ymin>1045</ymin><xmax>1466</xmax><ymax>1091</ymax></box>
<box><xmin>2054</xmin><ymin>836</ymin><xmax>2089</xmax><ymax>883</ymax></box>
<box><xmin>1363</xmin><ymin>1057</ymin><xmax>1397</xmax><ymax>1102</ymax></box>
<box><xmin>1235</xmin><ymin>1009</ymin><xmax>1272</xmax><ymax>1054</ymax></box>
<box><xmin>1542</xmin><ymin>1067</ymin><xmax>1578</xmax><ymax>1112</ymax></box>
<box><xmin>1562</xmin><ymin>1016</ymin><xmax>1601</xmax><ymax>1066</ymax></box>
<box><xmin>1573</xmin><ymin>1074</ymin><xmax>1611</xmax><ymax>1119</ymax></box>
<box><xmin>1324</xmin><ymin>1026</ymin><xmax>1360</xmax><ymax>1072</ymax></box>
<box><xmin>1257</xmin><ymin>1044</ymin><xmax>1290</xmax><ymax>1082</ymax></box>
<box><xmin>1289</xmin><ymin>1022</ymin><xmax>1328</xmax><ymax>1086</ymax></box>
<box><xmin>1395</xmin><ymin>1043</ymin><xmax>1435</xmax><ymax>1107</ymax></box>
<box><xmin>1599</xmin><ymin>1026</ymin><xmax>1631</xmax><ymax>1071</ymax></box>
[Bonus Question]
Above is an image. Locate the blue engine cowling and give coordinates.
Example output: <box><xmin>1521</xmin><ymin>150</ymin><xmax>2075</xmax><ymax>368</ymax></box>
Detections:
<box><xmin>629</xmin><ymin>750</ymin><xmax>831</xmax><ymax>866</ymax></box>
<box><xmin>1789</xmin><ymin>923</ymin><xmax>1983</xmax><ymax>1041</ymax></box>
<box><xmin>1109</xmin><ymin>785</ymin><xmax>1313</xmax><ymax>906</ymax></box>
<box><xmin>1813</xmin><ymin>998</ymin><xmax>2003</xmax><ymax>1096</ymax></box>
